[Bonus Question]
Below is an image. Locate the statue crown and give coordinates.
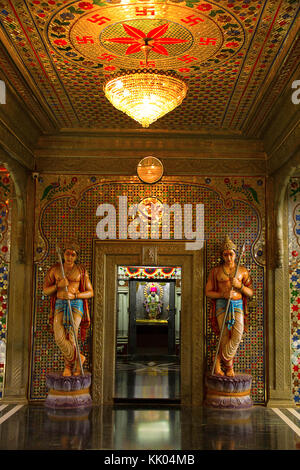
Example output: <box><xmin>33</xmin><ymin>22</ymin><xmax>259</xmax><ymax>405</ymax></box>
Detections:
<box><xmin>221</xmin><ymin>235</ymin><xmax>237</xmax><ymax>252</ymax></box>
<box><xmin>64</xmin><ymin>238</ymin><xmax>80</xmax><ymax>254</ymax></box>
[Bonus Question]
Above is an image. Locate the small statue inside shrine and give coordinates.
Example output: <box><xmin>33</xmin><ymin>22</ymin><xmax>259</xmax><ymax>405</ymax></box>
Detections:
<box><xmin>143</xmin><ymin>284</ymin><xmax>163</xmax><ymax>320</ymax></box>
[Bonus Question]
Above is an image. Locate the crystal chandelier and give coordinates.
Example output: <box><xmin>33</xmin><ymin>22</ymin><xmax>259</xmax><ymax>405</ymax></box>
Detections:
<box><xmin>104</xmin><ymin>69</ymin><xmax>188</xmax><ymax>128</ymax></box>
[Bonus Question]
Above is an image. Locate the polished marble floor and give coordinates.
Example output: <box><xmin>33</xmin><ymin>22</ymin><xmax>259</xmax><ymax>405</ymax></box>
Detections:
<box><xmin>115</xmin><ymin>355</ymin><xmax>180</xmax><ymax>401</ymax></box>
<box><xmin>0</xmin><ymin>403</ymin><xmax>299</xmax><ymax>452</ymax></box>
<box><xmin>0</xmin><ymin>357</ymin><xmax>299</xmax><ymax>453</ymax></box>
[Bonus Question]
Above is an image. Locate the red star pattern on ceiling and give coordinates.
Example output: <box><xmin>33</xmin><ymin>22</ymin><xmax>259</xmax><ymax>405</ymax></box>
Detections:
<box><xmin>0</xmin><ymin>0</ymin><xmax>299</xmax><ymax>133</ymax></box>
<box><xmin>104</xmin><ymin>23</ymin><xmax>188</xmax><ymax>56</ymax></box>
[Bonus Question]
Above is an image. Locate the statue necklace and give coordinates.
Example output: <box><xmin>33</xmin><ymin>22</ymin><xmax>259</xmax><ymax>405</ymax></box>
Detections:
<box><xmin>222</xmin><ymin>263</ymin><xmax>236</xmax><ymax>278</ymax></box>
<box><xmin>64</xmin><ymin>264</ymin><xmax>76</xmax><ymax>278</ymax></box>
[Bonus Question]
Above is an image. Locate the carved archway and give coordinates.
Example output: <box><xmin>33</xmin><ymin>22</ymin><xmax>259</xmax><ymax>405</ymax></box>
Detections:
<box><xmin>266</xmin><ymin>161</ymin><xmax>300</xmax><ymax>407</ymax></box>
<box><xmin>0</xmin><ymin>149</ymin><xmax>34</xmax><ymax>402</ymax></box>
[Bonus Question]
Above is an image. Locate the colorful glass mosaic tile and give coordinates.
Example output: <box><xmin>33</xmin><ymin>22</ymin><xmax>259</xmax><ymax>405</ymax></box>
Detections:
<box><xmin>32</xmin><ymin>174</ymin><xmax>265</xmax><ymax>402</ymax></box>
<box><xmin>288</xmin><ymin>177</ymin><xmax>300</xmax><ymax>404</ymax></box>
<box><xmin>0</xmin><ymin>1</ymin><xmax>298</xmax><ymax>132</ymax></box>
<box><xmin>0</xmin><ymin>169</ymin><xmax>11</xmax><ymax>399</ymax></box>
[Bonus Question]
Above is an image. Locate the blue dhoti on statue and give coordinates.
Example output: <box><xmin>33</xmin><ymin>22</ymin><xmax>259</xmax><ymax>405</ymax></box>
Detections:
<box><xmin>54</xmin><ymin>298</ymin><xmax>84</xmax><ymax>333</ymax></box>
<box><xmin>215</xmin><ymin>298</ymin><xmax>243</xmax><ymax>330</ymax></box>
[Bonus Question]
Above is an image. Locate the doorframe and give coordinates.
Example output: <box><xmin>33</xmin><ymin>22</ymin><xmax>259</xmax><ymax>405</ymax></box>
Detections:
<box><xmin>91</xmin><ymin>240</ymin><xmax>205</xmax><ymax>405</ymax></box>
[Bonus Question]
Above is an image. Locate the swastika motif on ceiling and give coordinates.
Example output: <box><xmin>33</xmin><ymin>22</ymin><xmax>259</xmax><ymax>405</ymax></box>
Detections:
<box><xmin>0</xmin><ymin>0</ymin><xmax>298</xmax><ymax>131</ymax></box>
<box><xmin>47</xmin><ymin>2</ymin><xmax>245</xmax><ymax>71</ymax></box>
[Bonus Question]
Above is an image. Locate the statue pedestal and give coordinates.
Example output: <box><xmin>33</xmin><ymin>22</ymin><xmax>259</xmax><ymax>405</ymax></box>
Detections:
<box><xmin>204</xmin><ymin>373</ymin><xmax>253</xmax><ymax>409</ymax></box>
<box><xmin>44</xmin><ymin>372</ymin><xmax>92</xmax><ymax>410</ymax></box>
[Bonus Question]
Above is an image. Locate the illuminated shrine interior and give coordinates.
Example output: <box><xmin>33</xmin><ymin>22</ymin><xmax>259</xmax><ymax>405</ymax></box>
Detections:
<box><xmin>0</xmin><ymin>0</ymin><xmax>299</xmax><ymax>453</ymax></box>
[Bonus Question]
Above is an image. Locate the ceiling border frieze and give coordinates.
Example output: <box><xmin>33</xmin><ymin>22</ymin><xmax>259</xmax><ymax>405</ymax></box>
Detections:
<box><xmin>35</xmin><ymin>155</ymin><xmax>266</xmax><ymax>176</ymax></box>
<box><xmin>35</xmin><ymin>131</ymin><xmax>266</xmax><ymax>161</ymax></box>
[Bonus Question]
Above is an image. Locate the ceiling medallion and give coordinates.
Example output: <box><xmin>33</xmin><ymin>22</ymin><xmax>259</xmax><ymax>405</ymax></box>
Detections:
<box><xmin>46</xmin><ymin>1</ymin><xmax>245</xmax><ymax>125</ymax></box>
<box><xmin>47</xmin><ymin>2</ymin><xmax>245</xmax><ymax>71</ymax></box>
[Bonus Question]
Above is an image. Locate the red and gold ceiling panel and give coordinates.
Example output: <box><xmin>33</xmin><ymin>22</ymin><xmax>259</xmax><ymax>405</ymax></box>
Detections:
<box><xmin>0</xmin><ymin>0</ymin><xmax>298</xmax><ymax>132</ymax></box>
<box><xmin>47</xmin><ymin>2</ymin><xmax>245</xmax><ymax>70</ymax></box>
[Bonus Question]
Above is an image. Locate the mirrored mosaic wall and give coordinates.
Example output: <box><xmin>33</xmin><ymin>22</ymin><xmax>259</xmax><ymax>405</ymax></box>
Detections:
<box><xmin>31</xmin><ymin>175</ymin><xmax>266</xmax><ymax>403</ymax></box>
<box><xmin>0</xmin><ymin>169</ymin><xmax>11</xmax><ymax>399</ymax></box>
<box><xmin>288</xmin><ymin>177</ymin><xmax>300</xmax><ymax>404</ymax></box>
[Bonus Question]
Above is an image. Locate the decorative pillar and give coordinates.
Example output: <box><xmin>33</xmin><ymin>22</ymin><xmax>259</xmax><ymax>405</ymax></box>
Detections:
<box><xmin>266</xmin><ymin>174</ymin><xmax>294</xmax><ymax>407</ymax></box>
<box><xmin>0</xmin><ymin>152</ymin><xmax>34</xmax><ymax>403</ymax></box>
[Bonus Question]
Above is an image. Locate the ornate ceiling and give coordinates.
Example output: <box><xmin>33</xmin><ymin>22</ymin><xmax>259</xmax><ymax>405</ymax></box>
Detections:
<box><xmin>0</xmin><ymin>0</ymin><xmax>299</xmax><ymax>135</ymax></box>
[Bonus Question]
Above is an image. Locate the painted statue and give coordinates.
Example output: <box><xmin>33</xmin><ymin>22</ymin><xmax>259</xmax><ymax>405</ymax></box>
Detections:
<box><xmin>43</xmin><ymin>240</ymin><xmax>94</xmax><ymax>377</ymax></box>
<box><xmin>143</xmin><ymin>283</ymin><xmax>163</xmax><ymax>320</ymax></box>
<box><xmin>205</xmin><ymin>235</ymin><xmax>253</xmax><ymax>377</ymax></box>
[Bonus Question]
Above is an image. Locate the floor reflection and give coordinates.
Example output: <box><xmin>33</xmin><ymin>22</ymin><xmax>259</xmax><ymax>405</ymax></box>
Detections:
<box><xmin>114</xmin><ymin>408</ymin><xmax>181</xmax><ymax>450</ymax></box>
<box><xmin>115</xmin><ymin>355</ymin><xmax>180</xmax><ymax>400</ymax></box>
<box><xmin>202</xmin><ymin>408</ymin><xmax>253</xmax><ymax>451</ymax></box>
<box><xmin>44</xmin><ymin>407</ymin><xmax>92</xmax><ymax>450</ymax></box>
<box><xmin>0</xmin><ymin>404</ymin><xmax>299</xmax><ymax>450</ymax></box>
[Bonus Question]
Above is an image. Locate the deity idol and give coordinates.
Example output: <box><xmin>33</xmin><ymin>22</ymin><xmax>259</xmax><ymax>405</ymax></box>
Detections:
<box><xmin>43</xmin><ymin>240</ymin><xmax>94</xmax><ymax>377</ymax></box>
<box><xmin>144</xmin><ymin>284</ymin><xmax>163</xmax><ymax>320</ymax></box>
<box><xmin>205</xmin><ymin>236</ymin><xmax>253</xmax><ymax>377</ymax></box>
